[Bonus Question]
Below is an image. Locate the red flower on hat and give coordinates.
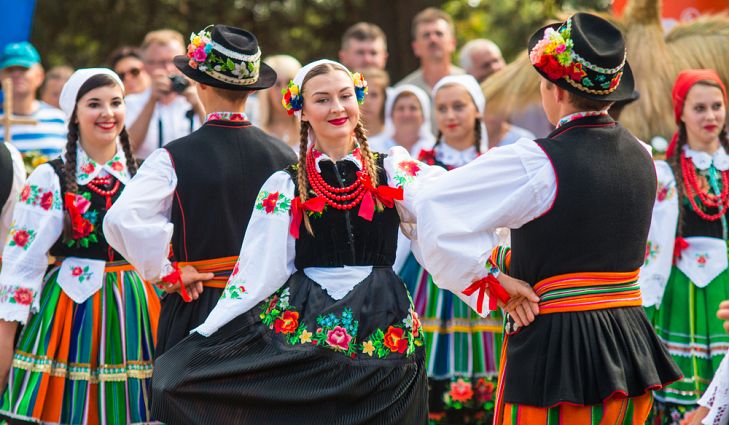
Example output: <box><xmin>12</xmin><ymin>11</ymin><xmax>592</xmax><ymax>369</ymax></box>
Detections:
<box><xmin>568</xmin><ymin>63</ymin><xmax>587</xmax><ymax>82</ymax></box>
<box><xmin>539</xmin><ymin>55</ymin><xmax>567</xmax><ymax>81</ymax></box>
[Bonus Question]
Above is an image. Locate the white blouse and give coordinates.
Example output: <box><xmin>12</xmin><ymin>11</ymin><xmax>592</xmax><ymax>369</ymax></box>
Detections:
<box><xmin>0</xmin><ymin>145</ymin><xmax>131</xmax><ymax>323</ymax></box>
<box><xmin>700</xmin><ymin>349</ymin><xmax>729</xmax><ymax>424</ymax></box>
<box><xmin>0</xmin><ymin>142</ymin><xmax>27</xmax><ymax>256</ymax></box>
<box><xmin>194</xmin><ymin>146</ymin><xmax>446</xmax><ymax>336</ymax></box>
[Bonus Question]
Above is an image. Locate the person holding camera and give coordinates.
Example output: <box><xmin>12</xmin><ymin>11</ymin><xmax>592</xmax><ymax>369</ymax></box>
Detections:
<box><xmin>125</xmin><ymin>29</ymin><xmax>205</xmax><ymax>159</ymax></box>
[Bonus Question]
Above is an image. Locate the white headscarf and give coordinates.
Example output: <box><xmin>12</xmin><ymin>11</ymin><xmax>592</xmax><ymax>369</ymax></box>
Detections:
<box><xmin>432</xmin><ymin>74</ymin><xmax>488</xmax><ymax>151</ymax></box>
<box><xmin>381</xmin><ymin>84</ymin><xmax>434</xmax><ymax>147</ymax></box>
<box><xmin>59</xmin><ymin>68</ymin><xmax>124</xmax><ymax>119</ymax></box>
<box><xmin>291</xmin><ymin>59</ymin><xmax>352</xmax><ymax>119</ymax></box>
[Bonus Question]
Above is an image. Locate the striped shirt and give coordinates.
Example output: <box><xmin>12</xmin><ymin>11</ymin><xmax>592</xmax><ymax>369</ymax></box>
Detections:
<box><xmin>0</xmin><ymin>101</ymin><xmax>67</xmax><ymax>158</ymax></box>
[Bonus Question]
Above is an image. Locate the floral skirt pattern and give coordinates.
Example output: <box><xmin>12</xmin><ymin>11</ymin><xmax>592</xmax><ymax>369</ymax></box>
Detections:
<box><xmin>151</xmin><ymin>268</ymin><xmax>428</xmax><ymax>425</ymax></box>
<box><xmin>0</xmin><ymin>266</ymin><xmax>161</xmax><ymax>425</ymax></box>
<box><xmin>400</xmin><ymin>254</ymin><xmax>502</xmax><ymax>425</ymax></box>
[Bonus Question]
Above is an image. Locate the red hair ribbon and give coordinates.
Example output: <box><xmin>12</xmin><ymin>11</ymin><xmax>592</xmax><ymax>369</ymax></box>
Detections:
<box><xmin>289</xmin><ymin>196</ymin><xmax>326</xmax><ymax>239</ymax></box>
<box><xmin>356</xmin><ymin>171</ymin><xmax>404</xmax><ymax>221</ymax></box>
<box><xmin>666</xmin><ymin>69</ymin><xmax>728</xmax><ymax>159</ymax></box>
<box><xmin>462</xmin><ymin>274</ymin><xmax>510</xmax><ymax>315</ymax></box>
<box><xmin>160</xmin><ymin>262</ymin><xmax>191</xmax><ymax>302</ymax></box>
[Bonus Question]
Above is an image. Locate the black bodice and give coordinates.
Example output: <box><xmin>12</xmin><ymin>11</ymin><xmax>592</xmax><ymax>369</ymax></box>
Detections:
<box><xmin>48</xmin><ymin>158</ymin><xmax>123</xmax><ymax>261</ymax></box>
<box><xmin>285</xmin><ymin>154</ymin><xmax>400</xmax><ymax>270</ymax></box>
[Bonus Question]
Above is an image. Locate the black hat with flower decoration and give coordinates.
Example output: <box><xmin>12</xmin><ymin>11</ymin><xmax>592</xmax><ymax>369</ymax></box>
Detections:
<box><xmin>173</xmin><ymin>24</ymin><xmax>276</xmax><ymax>91</ymax></box>
<box><xmin>528</xmin><ymin>12</ymin><xmax>635</xmax><ymax>102</ymax></box>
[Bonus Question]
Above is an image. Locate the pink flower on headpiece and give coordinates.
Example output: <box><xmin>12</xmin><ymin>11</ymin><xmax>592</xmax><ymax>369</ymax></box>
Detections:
<box><xmin>193</xmin><ymin>47</ymin><xmax>207</xmax><ymax>63</ymax></box>
<box><xmin>555</xmin><ymin>44</ymin><xmax>566</xmax><ymax>54</ymax></box>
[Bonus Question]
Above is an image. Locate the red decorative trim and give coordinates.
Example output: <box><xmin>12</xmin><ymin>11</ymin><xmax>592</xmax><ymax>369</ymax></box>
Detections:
<box><xmin>164</xmin><ymin>149</ymin><xmax>189</xmax><ymax>262</ymax></box>
<box><xmin>205</xmin><ymin>122</ymin><xmax>252</xmax><ymax>128</ymax></box>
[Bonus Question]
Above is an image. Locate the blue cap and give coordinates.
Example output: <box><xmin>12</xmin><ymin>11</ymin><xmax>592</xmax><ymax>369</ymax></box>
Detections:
<box><xmin>0</xmin><ymin>42</ymin><xmax>40</xmax><ymax>70</ymax></box>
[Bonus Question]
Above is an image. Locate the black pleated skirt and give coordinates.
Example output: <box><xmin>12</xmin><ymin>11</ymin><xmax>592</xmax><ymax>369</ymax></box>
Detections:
<box><xmin>503</xmin><ymin>306</ymin><xmax>682</xmax><ymax>407</ymax></box>
<box><xmin>151</xmin><ymin>268</ymin><xmax>428</xmax><ymax>424</ymax></box>
<box><xmin>156</xmin><ymin>286</ymin><xmax>224</xmax><ymax>356</ymax></box>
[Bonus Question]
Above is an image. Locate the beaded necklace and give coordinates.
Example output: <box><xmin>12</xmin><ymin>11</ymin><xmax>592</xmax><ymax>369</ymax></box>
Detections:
<box><xmin>680</xmin><ymin>150</ymin><xmax>729</xmax><ymax>221</ymax></box>
<box><xmin>86</xmin><ymin>175</ymin><xmax>121</xmax><ymax>209</ymax></box>
<box><xmin>305</xmin><ymin>148</ymin><xmax>369</xmax><ymax>210</ymax></box>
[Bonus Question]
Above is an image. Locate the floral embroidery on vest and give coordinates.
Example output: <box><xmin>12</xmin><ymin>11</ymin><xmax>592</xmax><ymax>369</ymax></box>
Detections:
<box><xmin>65</xmin><ymin>192</ymin><xmax>99</xmax><ymax>248</ymax></box>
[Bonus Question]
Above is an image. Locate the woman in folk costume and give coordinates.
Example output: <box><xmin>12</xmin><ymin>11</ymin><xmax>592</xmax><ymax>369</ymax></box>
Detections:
<box><xmin>398</xmin><ymin>75</ymin><xmax>501</xmax><ymax>425</ymax></box>
<box><xmin>149</xmin><ymin>59</ymin><xmax>535</xmax><ymax>425</ymax></box>
<box><xmin>640</xmin><ymin>69</ymin><xmax>729</xmax><ymax>424</ymax></box>
<box><xmin>0</xmin><ymin>69</ymin><xmax>160</xmax><ymax>425</ymax></box>
<box><xmin>369</xmin><ymin>84</ymin><xmax>435</xmax><ymax>157</ymax></box>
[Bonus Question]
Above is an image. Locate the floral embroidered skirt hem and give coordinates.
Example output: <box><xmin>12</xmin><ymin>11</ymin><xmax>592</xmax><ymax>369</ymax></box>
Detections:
<box><xmin>151</xmin><ymin>269</ymin><xmax>428</xmax><ymax>425</ymax></box>
<box><xmin>653</xmin><ymin>267</ymin><xmax>729</xmax><ymax>406</ymax></box>
<box><xmin>0</xmin><ymin>267</ymin><xmax>161</xmax><ymax>425</ymax></box>
<box><xmin>400</xmin><ymin>254</ymin><xmax>501</xmax><ymax>425</ymax></box>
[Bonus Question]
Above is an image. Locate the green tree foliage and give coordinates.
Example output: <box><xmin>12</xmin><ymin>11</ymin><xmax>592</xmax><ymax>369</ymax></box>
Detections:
<box><xmin>31</xmin><ymin>0</ymin><xmax>609</xmax><ymax>81</ymax></box>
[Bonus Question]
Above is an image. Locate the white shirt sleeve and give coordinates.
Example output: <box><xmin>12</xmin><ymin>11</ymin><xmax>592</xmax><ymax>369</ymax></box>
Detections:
<box><xmin>194</xmin><ymin>171</ymin><xmax>297</xmax><ymax>336</ymax></box>
<box><xmin>0</xmin><ymin>143</ymin><xmax>26</xmax><ymax>255</ymax></box>
<box><xmin>639</xmin><ymin>160</ymin><xmax>678</xmax><ymax>308</ymax></box>
<box><xmin>0</xmin><ymin>163</ymin><xmax>63</xmax><ymax>323</ymax></box>
<box><xmin>103</xmin><ymin>148</ymin><xmax>177</xmax><ymax>282</ymax></box>
<box><xmin>412</xmin><ymin>138</ymin><xmax>556</xmax><ymax>315</ymax></box>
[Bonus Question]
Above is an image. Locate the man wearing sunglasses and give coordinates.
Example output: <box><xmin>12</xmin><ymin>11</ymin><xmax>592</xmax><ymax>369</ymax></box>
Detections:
<box><xmin>108</xmin><ymin>46</ymin><xmax>150</xmax><ymax>96</ymax></box>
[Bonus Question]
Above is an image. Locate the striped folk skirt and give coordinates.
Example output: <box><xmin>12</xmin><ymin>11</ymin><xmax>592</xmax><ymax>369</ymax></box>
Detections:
<box><xmin>400</xmin><ymin>253</ymin><xmax>502</xmax><ymax>424</ymax></box>
<box><xmin>0</xmin><ymin>264</ymin><xmax>161</xmax><ymax>425</ymax></box>
<box><xmin>651</xmin><ymin>267</ymin><xmax>729</xmax><ymax>422</ymax></box>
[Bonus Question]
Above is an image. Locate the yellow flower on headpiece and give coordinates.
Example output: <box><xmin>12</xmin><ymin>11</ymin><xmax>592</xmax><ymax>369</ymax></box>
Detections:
<box><xmin>192</xmin><ymin>36</ymin><xmax>202</xmax><ymax>47</ymax></box>
<box><xmin>289</xmin><ymin>84</ymin><xmax>299</xmax><ymax>96</ymax></box>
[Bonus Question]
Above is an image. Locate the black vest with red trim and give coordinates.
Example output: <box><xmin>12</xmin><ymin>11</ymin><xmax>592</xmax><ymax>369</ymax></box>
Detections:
<box><xmin>284</xmin><ymin>154</ymin><xmax>399</xmax><ymax>270</ymax></box>
<box><xmin>509</xmin><ymin>115</ymin><xmax>656</xmax><ymax>286</ymax></box>
<box><xmin>164</xmin><ymin>119</ymin><xmax>296</xmax><ymax>262</ymax></box>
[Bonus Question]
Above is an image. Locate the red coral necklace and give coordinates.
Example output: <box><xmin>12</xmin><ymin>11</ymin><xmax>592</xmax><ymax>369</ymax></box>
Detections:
<box><xmin>306</xmin><ymin>150</ymin><xmax>368</xmax><ymax>210</ymax></box>
<box><xmin>681</xmin><ymin>151</ymin><xmax>729</xmax><ymax>221</ymax></box>
<box><xmin>87</xmin><ymin>175</ymin><xmax>121</xmax><ymax>209</ymax></box>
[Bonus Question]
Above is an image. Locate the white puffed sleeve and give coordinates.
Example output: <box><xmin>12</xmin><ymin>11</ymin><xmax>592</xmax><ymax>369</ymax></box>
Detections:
<box><xmin>699</xmin><ymin>349</ymin><xmax>729</xmax><ymax>424</ymax></box>
<box><xmin>412</xmin><ymin>139</ymin><xmax>556</xmax><ymax>315</ymax></box>
<box><xmin>639</xmin><ymin>160</ymin><xmax>679</xmax><ymax>308</ymax></box>
<box><xmin>0</xmin><ymin>163</ymin><xmax>63</xmax><ymax>323</ymax></box>
<box><xmin>0</xmin><ymin>142</ymin><xmax>27</xmax><ymax>254</ymax></box>
<box><xmin>194</xmin><ymin>171</ymin><xmax>297</xmax><ymax>336</ymax></box>
<box><xmin>103</xmin><ymin>148</ymin><xmax>177</xmax><ymax>281</ymax></box>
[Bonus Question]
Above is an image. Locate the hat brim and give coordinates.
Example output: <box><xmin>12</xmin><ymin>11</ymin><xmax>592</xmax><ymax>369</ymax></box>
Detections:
<box><xmin>173</xmin><ymin>55</ymin><xmax>277</xmax><ymax>91</ymax></box>
<box><xmin>0</xmin><ymin>58</ymin><xmax>36</xmax><ymax>70</ymax></box>
<box><xmin>528</xmin><ymin>23</ymin><xmax>635</xmax><ymax>102</ymax></box>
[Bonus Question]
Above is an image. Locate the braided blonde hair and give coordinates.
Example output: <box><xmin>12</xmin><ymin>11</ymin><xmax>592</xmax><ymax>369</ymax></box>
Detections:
<box><xmin>295</xmin><ymin>63</ymin><xmax>382</xmax><ymax>236</ymax></box>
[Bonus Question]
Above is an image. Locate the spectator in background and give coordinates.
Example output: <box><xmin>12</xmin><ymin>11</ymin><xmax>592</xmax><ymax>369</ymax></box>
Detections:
<box><xmin>360</xmin><ymin>67</ymin><xmax>389</xmax><ymax>141</ymax></box>
<box><xmin>459</xmin><ymin>38</ymin><xmax>505</xmax><ymax>83</ymax></box>
<box><xmin>483</xmin><ymin>109</ymin><xmax>535</xmax><ymax>148</ymax></box>
<box><xmin>108</xmin><ymin>46</ymin><xmax>151</xmax><ymax>95</ymax></box>
<box><xmin>257</xmin><ymin>54</ymin><xmax>301</xmax><ymax>151</ymax></box>
<box><xmin>0</xmin><ymin>42</ymin><xmax>66</xmax><ymax>158</ymax></box>
<box><xmin>38</xmin><ymin>65</ymin><xmax>73</xmax><ymax>109</ymax></box>
<box><xmin>125</xmin><ymin>29</ymin><xmax>205</xmax><ymax>158</ymax></box>
<box><xmin>397</xmin><ymin>8</ymin><xmax>464</xmax><ymax>93</ymax></box>
<box><xmin>338</xmin><ymin>22</ymin><xmax>388</xmax><ymax>72</ymax></box>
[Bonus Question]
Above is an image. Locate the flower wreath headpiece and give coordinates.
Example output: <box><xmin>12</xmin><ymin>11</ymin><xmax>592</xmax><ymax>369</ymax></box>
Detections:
<box><xmin>529</xmin><ymin>18</ymin><xmax>626</xmax><ymax>96</ymax></box>
<box><xmin>186</xmin><ymin>25</ymin><xmax>261</xmax><ymax>85</ymax></box>
<box><xmin>281</xmin><ymin>59</ymin><xmax>367</xmax><ymax>117</ymax></box>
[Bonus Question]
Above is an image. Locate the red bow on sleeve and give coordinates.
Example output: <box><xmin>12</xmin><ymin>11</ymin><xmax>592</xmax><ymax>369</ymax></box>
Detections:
<box><xmin>356</xmin><ymin>171</ymin><xmax>404</xmax><ymax>221</ymax></box>
<box><xmin>290</xmin><ymin>196</ymin><xmax>327</xmax><ymax>239</ymax></box>
<box><xmin>462</xmin><ymin>274</ymin><xmax>510</xmax><ymax>314</ymax></box>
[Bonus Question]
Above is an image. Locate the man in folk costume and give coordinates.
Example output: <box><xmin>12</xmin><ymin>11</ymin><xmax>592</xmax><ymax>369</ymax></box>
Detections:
<box><xmin>411</xmin><ymin>13</ymin><xmax>681</xmax><ymax>424</ymax></box>
<box><xmin>104</xmin><ymin>25</ymin><xmax>296</xmax><ymax>355</ymax></box>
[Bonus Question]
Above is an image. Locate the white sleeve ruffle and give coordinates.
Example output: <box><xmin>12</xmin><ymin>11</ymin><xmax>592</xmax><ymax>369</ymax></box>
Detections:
<box><xmin>194</xmin><ymin>171</ymin><xmax>297</xmax><ymax>336</ymax></box>
<box><xmin>700</xmin><ymin>350</ymin><xmax>729</xmax><ymax>425</ymax></box>
<box><xmin>0</xmin><ymin>163</ymin><xmax>63</xmax><ymax>323</ymax></box>
<box><xmin>103</xmin><ymin>148</ymin><xmax>177</xmax><ymax>282</ymax></box>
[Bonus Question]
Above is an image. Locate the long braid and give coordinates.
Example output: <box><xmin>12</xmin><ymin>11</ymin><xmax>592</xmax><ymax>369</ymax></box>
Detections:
<box><xmin>474</xmin><ymin>118</ymin><xmax>482</xmax><ymax>154</ymax></box>
<box><xmin>670</xmin><ymin>124</ymin><xmax>689</xmax><ymax>238</ymax></box>
<box><xmin>297</xmin><ymin>121</ymin><xmax>314</xmax><ymax>236</ymax></box>
<box><xmin>354</xmin><ymin>121</ymin><xmax>383</xmax><ymax>211</ymax></box>
<box><xmin>62</xmin><ymin>120</ymin><xmax>79</xmax><ymax>242</ymax></box>
<box><xmin>119</xmin><ymin>128</ymin><xmax>137</xmax><ymax>177</ymax></box>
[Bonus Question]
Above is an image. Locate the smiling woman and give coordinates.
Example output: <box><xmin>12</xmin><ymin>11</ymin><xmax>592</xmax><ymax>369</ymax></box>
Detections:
<box><xmin>0</xmin><ymin>69</ymin><xmax>160</xmax><ymax>425</ymax></box>
<box><xmin>143</xmin><ymin>59</ymin><xmax>518</xmax><ymax>425</ymax></box>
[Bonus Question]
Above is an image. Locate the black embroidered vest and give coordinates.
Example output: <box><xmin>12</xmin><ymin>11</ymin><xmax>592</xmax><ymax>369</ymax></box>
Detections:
<box><xmin>509</xmin><ymin>115</ymin><xmax>656</xmax><ymax>285</ymax></box>
<box><xmin>48</xmin><ymin>158</ymin><xmax>123</xmax><ymax>261</ymax></box>
<box><xmin>285</xmin><ymin>154</ymin><xmax>399</xmax><ymax>269</ymax></box>
<box><xmin>164</xmin><ymin>120</ymin><xmax>296</xmax><ymax>262</ymax></box>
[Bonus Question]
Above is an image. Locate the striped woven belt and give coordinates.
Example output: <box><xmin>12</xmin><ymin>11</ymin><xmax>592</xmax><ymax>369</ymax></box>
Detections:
<box><xmin>53</xmin><ymin>258</ymin><xmax>135</xmax><ymax>272</ymax></box>
<box><xmin>533</xmin><ymin>270</ymin><xmax>643</xmax><ymax>314</ymax></box>
<box><xmin>178</xmin><ymin>256</ymin><xmax>239</xmax><ymax>289</ymax></box>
